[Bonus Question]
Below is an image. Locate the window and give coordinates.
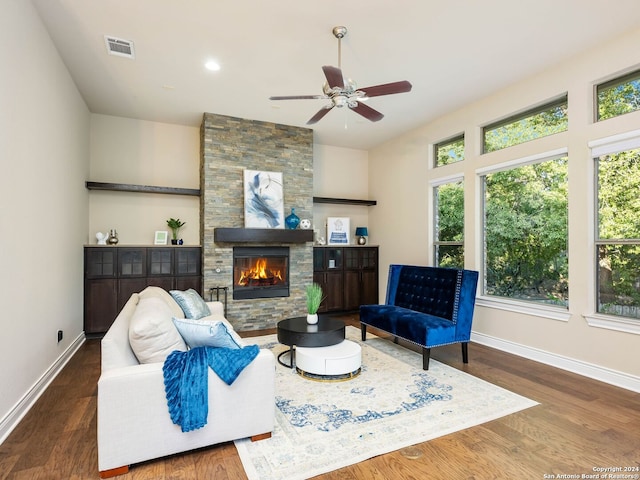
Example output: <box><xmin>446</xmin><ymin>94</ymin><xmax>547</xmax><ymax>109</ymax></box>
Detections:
<box><xmin>433</xmin><ymin>180</ymin><xmax>464</xmax><ymax>268</ymax></box>
<box><xmin>482</xmin><ymin>155</ymin><xmax>568</xmax><ymax>307</ymax></box>
<box><xmin>596</xmin><ymin>69</ymin><xmax>640</xmax><ymax>121</ymax></box>
<box><xmin>595</xmin><ymin>144</ymin><xmax>640</xmax><ymax>319</ymax></box>
<box><xmin>435</xmin><ymin>134</ymin><xmax>464</xmax><ymax>167</ymax></box>
<box><xmin>483</xmin><ymin>96</ymin><xmax>568</xmax><ymax>153</ymax></box>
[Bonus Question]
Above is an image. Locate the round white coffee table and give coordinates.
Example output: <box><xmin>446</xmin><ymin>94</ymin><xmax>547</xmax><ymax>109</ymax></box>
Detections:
<box><xmin>295</xmin><ymin>340</ymin><xmax>361</xmax><ymax>380</ymax></box>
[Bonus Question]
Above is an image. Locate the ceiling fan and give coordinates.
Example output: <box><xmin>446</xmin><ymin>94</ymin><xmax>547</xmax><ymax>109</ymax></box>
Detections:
<box><xmin>269</xmin><ymin>26</ymin><xmax>412</xmax><ymax>125</ymax></box>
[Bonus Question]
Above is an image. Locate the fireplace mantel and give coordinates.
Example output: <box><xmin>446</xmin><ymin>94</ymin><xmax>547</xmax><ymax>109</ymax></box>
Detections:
<box><xmin>214</xmin><ymin>228</ymin><xmax>313</xmax><ymax>243</ymax></box>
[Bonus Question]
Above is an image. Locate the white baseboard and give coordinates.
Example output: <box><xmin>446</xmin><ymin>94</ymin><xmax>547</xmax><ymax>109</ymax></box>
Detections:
<box><xmin>0</xmin><ymin>333</ymin><xmax>86</xmax><ymax>445</ymax></box>
<box><xmin>471</xmin><ymin>331</ymin><xmax>640</xmax><ymax>393</ymax></box>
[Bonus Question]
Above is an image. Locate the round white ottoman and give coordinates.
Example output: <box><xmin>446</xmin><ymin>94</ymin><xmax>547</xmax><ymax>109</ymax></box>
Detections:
<box><xmin>295</xmin><ymin>340</ymin><xmax>361</xmax><ymax>380</ymax></box>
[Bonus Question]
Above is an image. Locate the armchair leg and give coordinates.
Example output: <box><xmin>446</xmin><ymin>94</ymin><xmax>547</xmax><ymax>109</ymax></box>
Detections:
<box><xmin>461</xmin><ymin>342</ymin><xmax>469</xmax><ymax>364</ymax></box>
<box><xmin>422</xmin><ymin>347</ymin><xmax>431</xmax><ymax>370</ymax></box>
<box><xmin>361</xmin><ymin>324</ymin><xmax>367</xmax><ymax>341</ymax></box>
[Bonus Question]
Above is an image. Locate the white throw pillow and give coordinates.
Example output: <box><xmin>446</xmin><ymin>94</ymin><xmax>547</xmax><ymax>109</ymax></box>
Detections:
<box><xmin>129</xmin><ymin>296</ymin><xmax>187</xmax><ymax>363</ymax></box>
<box><xmin>172</xmin><ymin>317</ymin><xmax>241</xmax><ymax>349</ymax></box>
<box><xmin>139</xmin><ymin>285</ymin><xmax>185</xmax><ymax>319</ymax></box>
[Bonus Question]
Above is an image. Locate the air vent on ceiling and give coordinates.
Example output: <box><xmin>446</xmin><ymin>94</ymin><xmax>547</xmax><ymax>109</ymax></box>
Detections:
<box><xmin>104</xmin><ymin>36</ymin><xmax>135</xmax><ymax>59</ymax></box>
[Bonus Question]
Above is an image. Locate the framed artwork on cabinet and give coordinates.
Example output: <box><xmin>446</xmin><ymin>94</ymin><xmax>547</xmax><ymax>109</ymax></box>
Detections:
<box><xmin>327</xmin><ymin>217</ymin><xmax>350</xmax><ymax>245</ymax></box>
<box><xmin>154</xmin><ymin>231</ymin><xmax>168</xmax><ymax>245</ymax></box>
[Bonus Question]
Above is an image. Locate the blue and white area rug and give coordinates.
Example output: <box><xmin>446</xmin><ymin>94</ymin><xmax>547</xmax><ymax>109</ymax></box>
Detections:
<box><xmin>235</xmin><ymin>326</ymin><xmax>538</xmax><ymax>480</ymax></box>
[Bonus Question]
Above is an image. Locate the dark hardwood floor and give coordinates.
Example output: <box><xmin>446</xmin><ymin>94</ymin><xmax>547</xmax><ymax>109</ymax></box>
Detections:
<box><xmin>1</xmin><ymin>313</ymin><xmax>638</xmax><ymax>479</ymax></box>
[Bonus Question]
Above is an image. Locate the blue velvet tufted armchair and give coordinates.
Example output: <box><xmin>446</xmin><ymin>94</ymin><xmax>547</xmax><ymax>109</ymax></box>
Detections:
<box><xmin>360</xmin><ymin>264</ymin><xmax>479</xmax><ymax>370</ymax></box>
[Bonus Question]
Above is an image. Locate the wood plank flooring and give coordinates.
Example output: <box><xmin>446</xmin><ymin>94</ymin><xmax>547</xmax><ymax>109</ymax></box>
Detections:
<box><xmin>1</xmin><ymin>314</ymin><xmax>638</xmax><ymax>479</ymax></box>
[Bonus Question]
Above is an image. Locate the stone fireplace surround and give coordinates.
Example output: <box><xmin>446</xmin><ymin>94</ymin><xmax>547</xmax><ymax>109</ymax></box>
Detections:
<box><xmin>200</xmin><ymin>112</ymin><xmax>314</xmax><ymax>331</ymax></box>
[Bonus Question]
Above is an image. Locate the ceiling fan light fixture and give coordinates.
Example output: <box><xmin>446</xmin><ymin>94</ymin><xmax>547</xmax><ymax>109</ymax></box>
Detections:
<box><xmin>269</xmin><ymin>25</ymin><xmax>412</xmax><ymax>125</ymax></box>
<box><xmin>333</xmin><ymin>96</ymin><xmax>347</xmax><ymax>108</ymax></box>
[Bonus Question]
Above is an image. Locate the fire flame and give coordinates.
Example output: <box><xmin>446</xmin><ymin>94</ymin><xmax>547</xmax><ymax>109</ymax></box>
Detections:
<box><xmin>237</xmin><ymin>257</ymin><xmax>283</xmax><ymax>286</ymax></box>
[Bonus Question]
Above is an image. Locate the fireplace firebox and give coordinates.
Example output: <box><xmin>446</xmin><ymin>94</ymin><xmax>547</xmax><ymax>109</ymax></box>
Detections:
<box><xmin>233</xmin><ymin>247</ymin><xmax>289</xmax><ymax>300</ymax></box>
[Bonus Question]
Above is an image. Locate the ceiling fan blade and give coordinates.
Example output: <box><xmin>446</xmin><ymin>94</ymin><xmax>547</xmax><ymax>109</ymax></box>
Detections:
<box><xmin>360</xmin><ymin>80</ymin><xmax>412</xmax><ymax>98</ymax></box>
<box><xmin>322</xmin><ymin>65</ymin><xmax>345</xmax><ymax>89</ymax></box>
<box><xmin>269</xmin><ymin>95</ymin><xmax>324</xmax><ymax>100</ymax></box>
<box><xmin>306</xmin><ymin>106</ymin><xmax>334</xmax><ymax>125</ymax></box>
<box><xmin>350</xmin><ymin>102</ymin><xmax>384</xmax><ymax>122</ymax></box>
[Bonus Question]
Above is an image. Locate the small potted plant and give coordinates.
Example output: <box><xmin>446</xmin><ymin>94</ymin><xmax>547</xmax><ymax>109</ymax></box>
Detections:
<box><xmin>305</xmin><ymin>283</ymin><xmax>325</xmax><ymax>325</ymax></box>
<box><xmin>166</xmin><ymin>218</ymin><xmax>185</xmax><ymax>245</ymax></box>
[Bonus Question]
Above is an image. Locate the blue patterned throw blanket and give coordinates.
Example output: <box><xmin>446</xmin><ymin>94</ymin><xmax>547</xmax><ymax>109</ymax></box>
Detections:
<box><xmin>163</xmin><ymin>345</ymin><xmax>260</xmax><ymax>432</ymax></box>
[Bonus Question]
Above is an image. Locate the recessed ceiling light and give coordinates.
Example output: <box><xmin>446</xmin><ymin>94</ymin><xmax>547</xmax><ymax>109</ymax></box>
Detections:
<box><xmin>205</xmin><ymin>60</ymin><xmax>221</xmax><ymax>71</ymax></box>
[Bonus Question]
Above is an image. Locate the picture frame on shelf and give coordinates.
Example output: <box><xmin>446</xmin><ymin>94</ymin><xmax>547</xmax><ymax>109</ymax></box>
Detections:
<box><xmin>154</xmin><ymin>230</ymin><xmax>168</xmax><ymax>245</ymax></box>
<box><xmin>327</xmin><ymin>217</ymin><xmax>350</xmax><ymax>245</ymax></box>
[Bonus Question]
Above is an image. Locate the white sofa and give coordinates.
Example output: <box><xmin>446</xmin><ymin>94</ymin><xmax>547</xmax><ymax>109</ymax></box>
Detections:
<box><xmin>97</xmin><ymin>287</ymin><xmax>275</xmax><ymax>478</ymax></box>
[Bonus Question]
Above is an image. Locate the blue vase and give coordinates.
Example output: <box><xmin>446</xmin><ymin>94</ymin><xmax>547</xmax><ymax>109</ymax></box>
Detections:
<box><xmin>285</xmin><ymin>208</ymin><xmax>300</xmax><ymax>230</ymax></box>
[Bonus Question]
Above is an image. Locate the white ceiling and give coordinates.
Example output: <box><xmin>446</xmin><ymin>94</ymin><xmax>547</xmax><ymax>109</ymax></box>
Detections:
<box><xmin>32</xmin><ymin>0</ymin><xmax>640</xmax><ymax>150</ymax></box>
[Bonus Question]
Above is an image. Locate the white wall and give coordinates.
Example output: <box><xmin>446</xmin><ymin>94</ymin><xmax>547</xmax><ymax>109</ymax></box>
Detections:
<box><xmin>369</xmin><ymin>27</ymin><xmax>640</xmax><ymax>385</ymax></box>
<box><xmin>0</xmin><ymin>0</ymin><xmax>90</xmax><ymax>438</ymax></box>
<box><xmin>313</xmin><ymin>144</ymin><xmax>370</xmax><ymax>243</ymax></box>
<box><xmin>88</xmin><ymin>116</ymin><xmax>372</xmax><ymax>247</ymax></box>
<box><xmin>88</xmin><ymin>115</ymin><xmax>200</xmax><ymax>245</ymax></box>
<box><xmin>87</xmin><ymin>125</ymin><xmax>371</xmax><ymax>246</ymax></box>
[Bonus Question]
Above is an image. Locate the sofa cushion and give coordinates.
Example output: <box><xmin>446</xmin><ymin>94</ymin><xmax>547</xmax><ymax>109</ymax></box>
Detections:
<box><xmin>170</xmin><ymin>289</ymin><xmax>211</xmax><ymax>320</ymax></box>
<box><xmin>360</xmin><ymin>304</ymin><xmax>456</xmax><ymax>346</ymax></box>
<box><xmin>139</xmin><ymin>286</ymin><xmax>185</xmax><ymax>319</ymax></box>
<box><xmin>129</xmin><ymin>296</ymin><xmax>187</xmax><ymax>364</ymax></box>
<box><xmin>172</xmin><ymin>317</ymin><xmax>241</xmax><ymax>349</ymax></box>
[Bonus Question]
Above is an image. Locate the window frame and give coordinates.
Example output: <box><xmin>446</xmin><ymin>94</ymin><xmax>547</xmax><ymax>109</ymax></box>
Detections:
<box><xmin>434</xmin><ymin>133</ymin><xmax>465</xmax><ymax>168</ymax></box>
<box><xmin>432</xmin><ymin>176</ymin><xmax>464</xmax><ymax>267</ymax></box>
<box><xmin>595</xmin><ymin>68</ymin><xmax>640</xmax><ymax>122</ymax></box>
<box><xmin>482</xmin><ymin>95</ymin><xmax>568</xmax><ymax>154</ymax></box>
<box><xmin>587</xmin><ymin>129</ymin><xmax>640</xmax><ymax>333</ymax></box>
<box><xmin>475</xmin><ymin>148</ymin><xmax>571</xmax><ymax>321</ymax></box>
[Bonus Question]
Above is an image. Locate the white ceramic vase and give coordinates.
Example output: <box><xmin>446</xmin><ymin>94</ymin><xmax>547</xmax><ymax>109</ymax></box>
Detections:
<box><xmin>306</xmin><ymin>313</ymin><xmax>318</xmax><ymax>325</ymax></box>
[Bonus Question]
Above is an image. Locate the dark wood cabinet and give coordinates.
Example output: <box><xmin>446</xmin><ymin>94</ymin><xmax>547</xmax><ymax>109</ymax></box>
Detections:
<box><xmin>313</xmin><ymin>246</ymin><xmax>378</xmax><ymax>313</ymax></box>
<box><xmin>343</xmin><ymin>247</ymin><xmax>379</xmax><ymax>310</ymax></box>
<box><xmin>84</xmin><ymin>278</ymin><xmax>118</xmax><ymax>335</ymax></box>
<box><xmin>84</xmin><ymin>246</ymin><xmax>202</xmax><ymax>334</ymax></box>
<box><xmin>313</xmin><ymin>247</ymin><xmax>345</xmax><ymax>312</ymax></box>
<box><xmin>84</xmin><ymin>248</ymin><xmax>118</xmax><ymax>334</ymax></box>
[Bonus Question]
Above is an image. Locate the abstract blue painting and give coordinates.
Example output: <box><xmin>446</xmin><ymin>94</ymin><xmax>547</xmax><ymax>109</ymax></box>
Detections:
<box><xmin>243</xmin><ymin>170</ymin><xmax>285</xmax><ymax>228</ymax></box>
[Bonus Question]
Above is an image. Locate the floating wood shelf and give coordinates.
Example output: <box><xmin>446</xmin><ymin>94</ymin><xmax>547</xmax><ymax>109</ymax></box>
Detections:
<box><xmin>214</xmin><ymin>228</ymin><xmax>314</xmax><ymax>243</ymax></box>
<box><xmin>313</xmin><ymin>196</ymin><xmax>377</xmax><ymax>206</ymax></box>
<box><xmin>86</xmin><ymin>181</ymin><xmax>200</xmax><ymax>196</ymax></box>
